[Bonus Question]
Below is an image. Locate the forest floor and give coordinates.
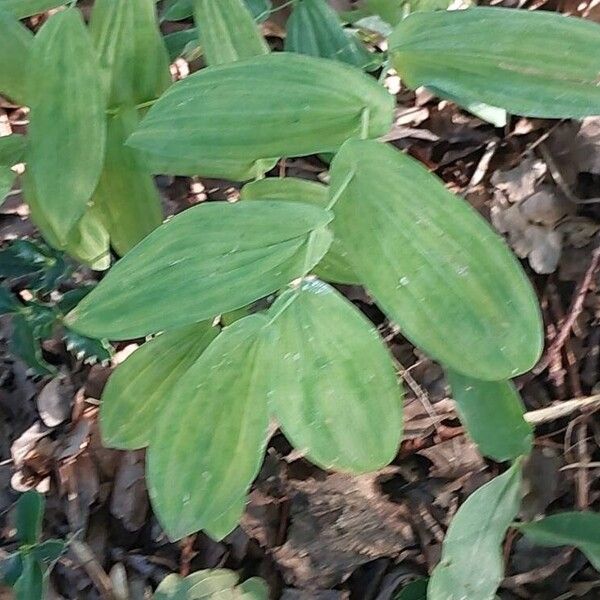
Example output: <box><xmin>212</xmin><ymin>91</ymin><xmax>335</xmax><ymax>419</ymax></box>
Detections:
<box><xmin>1</xmin><ymin>1</ymin><xmax>600</xmax><ymax>598</ymax></box>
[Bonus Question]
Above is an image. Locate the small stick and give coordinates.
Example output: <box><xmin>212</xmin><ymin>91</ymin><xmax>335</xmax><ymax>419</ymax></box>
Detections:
<box><xmin>532</xmin><ymin>246</ymin><xmax>600</xmax><ymax>376</ymax></box>
<box><xmin>524</xmin><ymin>394</ymin><xmax>600</xmax><ymax>425</ymax></box>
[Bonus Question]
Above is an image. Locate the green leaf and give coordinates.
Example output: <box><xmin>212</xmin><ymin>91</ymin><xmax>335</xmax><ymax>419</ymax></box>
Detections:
<box><xmin>447</xmin><ymin>370</ymin><xmax>532</xmax><ymax>461</ymax></box>
<box><xmin>14</xmin><ymin>554</ymin><xmax>43</xmax><ymax>600</ymax></box>
<box><xmin>428</xmin><ymin>462</ymin><xmax>522</xmax><ymax>600</ymax></box>
<box><xmin>11</xmin><ymin>314</ymin><xmax>55</xmax><ymax>375</ymax></box>
<box><xmin>127</xmin><ymin>53</ymin><xmax>394</xmax><ymax>180</ymax></box>
<box><xmin>193</xmin><ymin>0</ymin><xmax>269</xmax><ymax>66</ymax></box>
<box><xmin>285</xmin><ymin>0</ymin><xmax>377</xmax><ymax>70</ymax></box>
<box><xmin>90</xmin><ymin>0</ymin><xmax>171</xmax><ymax>107</ymax></box>
<box><xmin>16</xmin><ymin>491</ymin><xmax>44</xmax><ymax>545</ymax></box>
<box><xmin>241</xmin><ymin>177</ymin><xmax>358</xmax><ymax>284</ymax></box>
<box><xmin>246</xmin><ymin>0</ymin><xmax>271</xmax><ymax>21</ymax></box>
<box><xmin>0</xmin><ymin>9</ymin><xmax>32</xmax><ymax>104</ymax></box>
<box><xmin>0</xmin><ymin>133</ymin><xmax>26</xmax><ymax>166</ymax></box>
<box><xmin>186</xmin><ymin>569</ymin><xmax>239</xmax><ymax>596</ymax></box>
<box><xmin>147</xmin><ymin>315</ymin><xmax>270</xmax><ymax>540</ymax></box>
<box><xmin>518</xmin><ymin>512</ymin><xmax>600</xmax><ymax>571</ymax></box>
<box><xmin>63</xmin><ymin>329</ymin><xmax>112</xmax><ymax>365</ymax></box>
<box><xmin>389</xmin><ymin>7</ymin><xmax>600</xmax><ymax>118</ymax></box>
<box><xmin>101</xmin><ymin>322</ymin><xmax>217</xmax><ymax>449</ymax></box>
<box><xmin>32</xmin><ymin>539</ymin><xmax>66</xmax><ymax>565</ymax></box>
<box><xmin>163</xmin><ymin>27</ymin><xmax>198</xmax><ymax>60</ymax></box>
<box><xmin>66</xmin><ymin>200</ymin><xmax>332</xmax><ymax>340</ymax></box>
<box><xmin>329</xmin><ymin>139</ymin><xmax>543</xmax><ymax>381</ymax></box>
<box><xmin>0</xmin><ymin>0</ymin><xmax>66</xmax><ymax>19</ymax></box>
<box><xmin>154</xmin><ymin>573</ymin><xmax>188</xmax><ymax>600</ymax></box>
<box><xmin>27</xmin><ymin>9</ymin><xmax>106</xmax><ymax>244</ymax></box>
<box><xmin>93</xmin><ymin>108</ymin><xmax>163</xmax><ymax>256</ymax></box>
<box><xmin>0</xmin><ymin>166</ymin><xmax>15</xmax><ymax>205</ymax></box>
<box><xmin>0</xmin><ymin>552</ymin><xmax>23</xmax><ymax>586</ymax></box>
<box><xmin>239</xmin><ymin>577</ymin><xmax>269</xmax><ymax>599</ymax></box>
<box><xmin>266</xmin><ymin>279</ymin><xmax>403</xmax><ymax>472</ymax></box>
<box><xmin>22</xmin><ymin>174</ymin><xmax>110</xmax><ymax>270</ymax></box>
<box><xmin>394</xmin><ymin>579</ymin><xmax>428</xmax><ymax>600</ymax></box>
<box><xmin>0</xmin><ymin>239</ymin><xmax>69</xmax><ymax>292</ymax></box>
<box><xmin>203</xmin><ymin>494</ymin><xmax>246</xmax><ymax>541</ymax></box>
<box><xmin>0</xmin><ymin>286</ymin><xmax>19</xmax><ymax>315</ymax></box>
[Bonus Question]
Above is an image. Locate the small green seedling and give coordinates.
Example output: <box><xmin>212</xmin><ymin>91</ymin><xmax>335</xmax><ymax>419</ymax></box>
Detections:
<box><xmin>1</xmin><ymin>491</ymin><xmax>66</xmax><ymax>600</ymax></box>
<box><xmin>153</xmin><ymin>568</ymin><xmax>268</xmax><ymax>600</ymax></box>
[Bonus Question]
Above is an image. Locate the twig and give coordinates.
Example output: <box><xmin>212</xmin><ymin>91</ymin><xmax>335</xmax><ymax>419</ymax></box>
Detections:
<box><xmin>524</xmin><ymin>394</ymin><xmax>600</xmax><ymax>425</ymax></box>
<box><xmin>532</xmin><ymin>246</ymin><xmax>600</xmax><ymax>376</ymax></box>
<box><xmin>70</xmin><ymin>540</ymin><xmax>115</xmax><ymax>600</ymax></box>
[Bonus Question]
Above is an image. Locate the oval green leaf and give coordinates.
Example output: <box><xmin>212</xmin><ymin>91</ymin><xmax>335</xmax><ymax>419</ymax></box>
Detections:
<box><xmin>22</xmin><ymin>174</ymin><xmax>110</xmax><ymax>270</ymax></box>
<box><xmin>447</xmin><ymin>370</ymin><xmax>532</xmax><ymax>461</ymax></box>
<box><xmin>0</xmin><ymin>9</ymin><xmax>31</xmax><ymax>104</ymax></box>
<box><xmin>266</xmin><ymin>279</ymin><xmax>403</xmax><ymax>472</ymax></box>
<box><xmin>66</xmin><ymin>200</ymin><xmax>332</xmax><ymax>340</ymax></box>
<box><xmin>14</xmin><ymin>554</ymin><xmax>43</xmax><ymax>600</ymax></box>
<box><xmin>90</xmin><ymin>0</ymin><xmax>171</xmax><ymax>107</ymax></box>
<box><xmin>0</xmin><ymin>134</ymin><xmax>26</xmax><ymax>166</ymax></box>
<box><xmin>193</xmin><ymin>0</ymin><xmax>268</xmax><ymax>66</ymax></box>
<box><xmin>518</xmin><ymin>512</ymin><xmax>600</xmax><ymax>571</ymax></box>
<box><xmin>329</xmin><ymin>139</ymin><xmax>543</xmax><ymax>380</ymax></box>
<box><xmin>389</xmin><ymin>7</ymin><xmax>600</xmax><ymax>118</ymax></box>
<box><xmin>241</xmin><ymin>177</ymin><xmax>358</xmax><ymax>284</ymax></box>
<box><xmin>127</xmin><ymin>53</ymin><xmax>394</xmax><ymax>180</ymax></box>
<box><xmin>429</xmin><ymin>461</ymin><xmax>522</xmax><ymax>600</ymax></box>
<box><xmin>0</xmin><ymin>0</ymin><xmax>66</xmax><ymax>18</ymax></box>
<box><xmin>93</xmin><ymin>108</ymin><xmax>163</xmax><ymax>256</ymax></box>
<box><xmin>27</xmin><ymin>9</ymin><xmax>106</xmax><ymax>244</ymax></box>
<box><xmin>101</xmin><ymin>322</ymin><xmax>216</xmax><ymax>449</ymax></box>
<box><xmin>147</xmin><ymin>315</ymin><xmax>270</xmax><ymax>540</ymax></box>
<box><xmin>285</xmin><ymin>0</ymin><xmax>377</xmax><ymax>69</ymax></box>
<box><xmin>16</xmin><ymin>491</ymin><xmax>44</xmax><ymax>545</ymax></box>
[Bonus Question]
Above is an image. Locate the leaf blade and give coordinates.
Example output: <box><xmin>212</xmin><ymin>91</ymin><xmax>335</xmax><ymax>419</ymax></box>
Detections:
<box><xmin>241</xmin><ymin>177</ymin><xmax>358</xmax><ymax>284</ymax></box>
<box><xmin>101</xmin><ymin>322</ymin><xmax>217</xmax><ymax>449</ymax></box>
<box><xmin>0</xmin><ymin>9</ymin><xmax>32</xmax><ymax>104</ymax></box>
<box><xmin>27</xmin><ymin>9</ymin><xmax>106</xmax><ymax>243</ymax></box>
<box><xmin>127</xmin><ymin>53</ymin><xmax>394</xmax><ymax>179</ymax></box>
<box><xmin>266</xmin><ymin>279</ymin><xmax>403</xmax><ymax>472</ymax></box>
<box><xmin>428</xmin><ymin>462</ymin><xmax>523</xmax><ymax>600</ymax></box>
<box><xmin>147</xmin><ymin>315</ymin><xmax>270</xmax><ymax>540</ymax></box>
<box><xmin>192</xmin><ymin>0</ymin><xmax>268</xmax><ymax>66</ymax></box>
<box><xmin>389</xmin><ymin>7</ymin><xmax>600</xmax><ymax>118</ymax></box>
<box><xmin>447</xmin><ymin>370</ymin><xmax>533</xmax><ymax>461</ymax></box>
<box><xmin>518</xmin><ymin>512</ymin><xmax>600</xmax><ymax>571</ymax></box>
<box><xmin>66</xmin><ymin>201</ymin><xmax>332</xmax><ymax>340</ymax></box>
<box><xmin>330</xmin><ymin>139</ymin><xmax>543</xmax><ymax>380</ymax></box>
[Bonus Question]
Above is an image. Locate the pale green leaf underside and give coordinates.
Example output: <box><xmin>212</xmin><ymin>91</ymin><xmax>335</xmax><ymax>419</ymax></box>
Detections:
<box><xmin>518</xmin><ymin>512</ymin><xmax>600</xmax><ymax>571</ymax></box>
<box><xmin>193</xmin><ymin>0</ymin><xmax>268</xmax><ymax>66</ymax></box>
<box><xmin>66</xmin><ymin>200</ymin><xmax>332</xmax><ymax>340</ymax></box>
<box><xmin>27</xmin><ymin>9</ymin><xmax>106</xmax><ymax>244</ymax></box>
<box><xmin>267</xmin><ymin>279</ymin><xmax>403</xmax><ymax>472</ymax></box>
<box><xmin>389</xmin><ymin>7</ymin><xmax>600</xmax><ymax>118</ymax></box>
<box><xmin>447</xmin><ymin>370</ymin><xmax>532</xmax><ymax>461</ymax></box>
<box><xmin>101</xmin><ymin>322</ymin><xmax>217</xmax><ymax>450</ymax></box>
<box><xmin>241</xmin><ymin>177</ymin><xmax>358</xmax><ymax>284</ymax></box>
<box><xmin>147</xmin><ymin>315</ymin><xmax>270</xmax><ymax>541</ymax></box>
<box><xmin>428</xmin><ymin>462</ymin><xmax>522</xmax><ymax>600</ymax></box>
<box><xmin>330</xmin><ymin>138</ymin><xmax>543</xmax><ymax>381</ymax></box>
<box><xmin>127</xmin><ymin>53</ymin><xmax>394</xmax><ymax>179</ymax></box>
